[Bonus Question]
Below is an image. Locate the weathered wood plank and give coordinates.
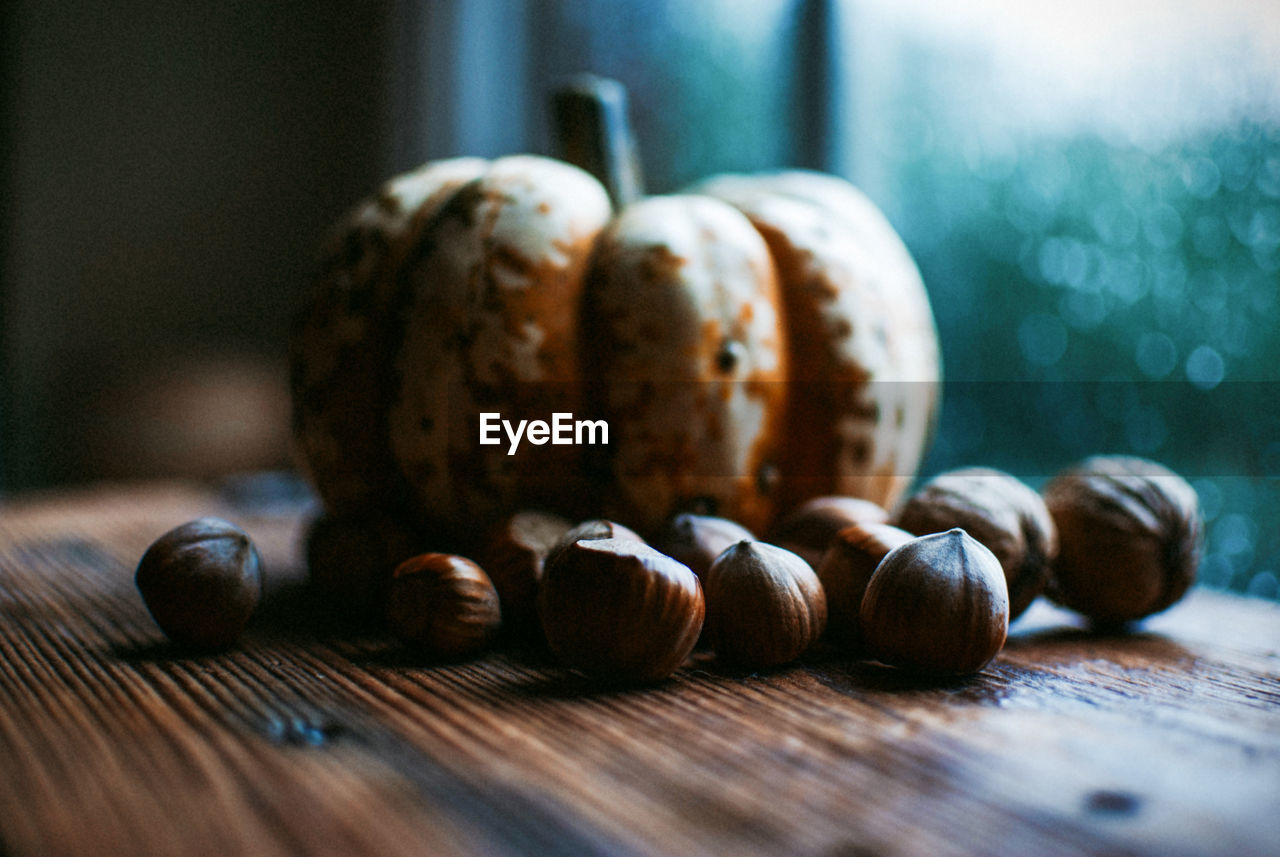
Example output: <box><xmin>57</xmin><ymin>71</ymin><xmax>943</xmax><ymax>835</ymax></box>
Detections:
<box><xmin>1</xmin><ymin>483</ymin><xmax>1277</xmax><ymax>857</ymax></box>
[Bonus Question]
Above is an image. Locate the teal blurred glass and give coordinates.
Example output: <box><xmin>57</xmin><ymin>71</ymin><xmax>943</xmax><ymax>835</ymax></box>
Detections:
<box><xmin>531</xmin><ymin>0</ymin><xmax>812</xmax><ymax>189</ymax></box>
<box><xmin>847</xmin><ymin>2</ymin><xmax>1280</xmax><ymax>601</ymax></box>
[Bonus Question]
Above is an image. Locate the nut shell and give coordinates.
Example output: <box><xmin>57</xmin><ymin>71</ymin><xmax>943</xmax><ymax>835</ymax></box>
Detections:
<box><xmin>1043</xmin><ymin>456</ymin><xmax>1202</xmax><ymax>623</ymax></box>
<box><xmin>895</xmin><ymin>468</ymin><xmax>1055</xmax><ymax>620</ymax></box>
<box><xmin>477</xmin><ymin>510</ymin><xmax>573</xmax><ymax>639</ymax></box>
<box><xmin>769</xmin><ymin>496</ymin><xmax>890</xmax><ymax>570</ymax></box>
<box><xmin>653</xmin><ymin>513</ymin><xmax>755</xmax><ymax>581</ymax></box>
<box><xmin>387</xmin><ymin>554</ymin><xmax>502</xmax><ymax>658</ymax></box>
<box><xmin>815</xmin><ymin>522</ymin><xmax>914</xmax><ymax>647</ymax></box>
<box><xmin>704</xmin><ymin>541</ymin><xmax>826</xmax><ymax>668</ymax></box>
<box><xmin>544</xmin><ymin>519</ymin><xmax>644</xmax><ymax>574</ymax></box>
<box><xmin>860</xmin><ymin>529</ymin><xmax>1009</xmax><ymax>675</ymax></box>
<box><xmin>135</xmin><ymin>517</ymin><xmax>263</xmax><ymax>649</ymax></box>
<box><xmin>538</xmin><ymin>538</ymin><xmax>703</xmax><ymax>682</ymax></box>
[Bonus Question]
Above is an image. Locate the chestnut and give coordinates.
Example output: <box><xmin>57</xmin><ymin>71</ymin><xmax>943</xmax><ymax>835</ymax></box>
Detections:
<box><xmin>135</xmin><ymin>517</ymin><xmax>262</xmax><ymax>649</ymax></box>
<box><xmin>815</xmin><ymin>522</ymin><xmax>914</xmax><ymax>647</ymax></box>
<box><xmin>652</xmin><ymin>512</ymin><xmax>754</xmax><ymax>581</ymax></box>
<box><xmin>543</xmin><ymin>518</ymin><xmax>645</xmax><ymax>574</ymax></box>
<box><xmin>703</xmin><ymin>541</ymin><xmax>826</xmax><ymax>668</ymax></box>
<box><xmin>1043</xmin><ymin>456</ymin><xmax>1202</xmax><ymax>624</ymax></box>
<box><xmin>477</xmin><ymin>510</ymin><xmax>573</xmax><ymax>639</ymax></box>
<box><xmin>860</xmin><ymin>529</ymin><xmax>1009</xmax><ymax>675</ymax></box>
<box><xmin>769</xmin><ymin>496</ymin><xmax>889</xmax><ymax>570</ymax></box>
<box><xmin>538</xmin><ymin>538</ymin><xmax>703</xmax><ymax>682</ymax></box>
<box><xmin>386</xmin><ymin>553</ymin><xmax>502</xmax><ymax>658</ymax></box>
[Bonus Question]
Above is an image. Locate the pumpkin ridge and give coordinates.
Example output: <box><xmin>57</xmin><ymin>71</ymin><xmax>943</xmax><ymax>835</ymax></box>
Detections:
<box><xmin>290</xmin><ymin>157</ymin><xmax>488</xmax><ymax>516</ymax></box>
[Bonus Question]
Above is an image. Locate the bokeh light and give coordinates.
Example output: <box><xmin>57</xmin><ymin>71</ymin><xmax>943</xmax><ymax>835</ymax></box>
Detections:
<box><xmin>862</xmin><ymin>0</ymin><xmax>1280</xmax><ymax>600</ymax></box>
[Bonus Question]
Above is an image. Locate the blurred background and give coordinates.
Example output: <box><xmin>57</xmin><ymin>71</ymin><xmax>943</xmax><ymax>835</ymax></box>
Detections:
<box><xmin>3</xmin><ymin>0</ymin><xmax>1277</xmax><ymax>599</ymax></box>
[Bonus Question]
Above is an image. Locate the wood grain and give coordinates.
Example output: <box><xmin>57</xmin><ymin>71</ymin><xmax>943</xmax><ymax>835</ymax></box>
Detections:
<box><xmin>1</xmin><ymin>482</ymin><xmax>1277</xmax><ymax>857</ymax></box>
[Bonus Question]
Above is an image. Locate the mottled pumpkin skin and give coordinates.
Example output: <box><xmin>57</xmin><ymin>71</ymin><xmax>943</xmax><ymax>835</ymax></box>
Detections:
<box><xmin>291</xmin><ymin>157</ymin><xmax>489</xmax><ymax>518</ymax></box>
<box><xmin>291</xmin><ymin>155</ymin><xmax>940</xmax><ymax>543</ymax></box>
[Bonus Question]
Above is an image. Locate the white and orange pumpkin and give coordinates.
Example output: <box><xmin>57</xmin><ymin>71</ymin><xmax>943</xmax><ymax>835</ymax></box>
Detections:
<box><xmin>291</xmin><ymin>143</ymin><xmax>939</xmax><ymax>542</ymax></box>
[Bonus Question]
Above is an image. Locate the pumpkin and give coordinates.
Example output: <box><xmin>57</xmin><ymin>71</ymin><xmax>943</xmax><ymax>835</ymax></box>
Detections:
<box><xmin>290</xmin><ymin>85</ymin><xmax>940</xmax><ymax>543</ymax></box>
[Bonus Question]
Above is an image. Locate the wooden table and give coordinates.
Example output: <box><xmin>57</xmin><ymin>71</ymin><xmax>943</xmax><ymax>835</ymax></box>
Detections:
<box><xmin>1</xmin><ymin>482</ymin><xmax>1277</xmax><ymax>857</ymax></box>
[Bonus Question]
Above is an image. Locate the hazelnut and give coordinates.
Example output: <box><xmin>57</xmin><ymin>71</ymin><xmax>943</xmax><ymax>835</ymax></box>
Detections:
<box><xmin>477</xmin><ymin>510</ymin><xmax>573</xmax><ymax>639</ymax></box>
<box><xmin>538</xmin><ymin>538</ymin><xmax>703</xmax><ymax>682</ymax></box>
<box><xmin>815</xmin><ymin>522</ymin><xmax>914</xmax><ymax>647</ymax></box>
<box><xmin>305</xmin><ymin>513</ymin><xmax>420</xmax><ymax>620</ymax></box>
<box><xmin>386</xmin><ymin>554</ymin><xmax>502</xmax><ymax>658</ymax></box>
<box><xmin>704</xmin><ymin>541</ymin><xmax>826</xmax><ymax>668</ymax></box>
<box><xmin>135</xmin><ymin>517</ymin><xmax>262</xmax><ymax>649</ymax></box>
<box><xmin>652</xmin><ymin>513</ymin><xmax>755</xmax><ymax>581</ymax></box>
<box><xmin>894</xmin><ymin>468</ymin><xmax>1056</xmax><ymax>620</ymax></box>
<box><xmin>1043</xmin><ymin>456</ymin><xmax>1202</xmax><ymax>624</ymax></box>
<box><xmin>769</xmin><ymin>496</ymin><xmax>889</xmax><ymax>570</ymax></box>
<box><xmin>860</xmin><ymin>529</ymin><xmax>1009</xmax><ymax>675</ymax></box>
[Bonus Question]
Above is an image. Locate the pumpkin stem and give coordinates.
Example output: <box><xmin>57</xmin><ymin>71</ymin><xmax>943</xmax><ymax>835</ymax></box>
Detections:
<box><xmin>552</xmin><ymin>75</ymin><xmax>643</xmax><ymax>208</ymax></box>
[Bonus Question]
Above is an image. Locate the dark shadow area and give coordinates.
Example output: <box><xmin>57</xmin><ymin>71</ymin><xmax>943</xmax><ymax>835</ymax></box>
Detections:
<box><xmin>1003</xmin><ymin>625</ymin><xmax>1194</xmax><ymax>667</ymax></box>
<box><xmin>1084</xmin><ymin>789</ymin><xmax>1143</xmax><ymax>817</ymax></box>
<box><xmin>252</xmin><ymin>579</ymin><xmax>384</xmax><ymax>638</ymax></box>
<box><xmin>497</xmin><ymin>670</ymin><xmax>613</xmax><ymax>700</ymax></box>
<box><xmin>110</xmin><ymin>639</ymin><xmax>240</xmax><ymax>663</ymax></box>
<box><xmin>823</xmin><ymin>842</ymin><xmax>890</xmax><ymax>857</ymax></box>
<box><xmin>112</xmin><ymin>579</ymin><xmax>392</xmax><ymax>662</ymax></box>
<box><xmin>674</xmin><ymin>642</ymin><xmax>851</xmax><ymax>682</ymax></box>
<box><xmin>347</xmin><ymin>642</ymin><xmax>510</xmax><ymax>672</ymax></box>
<box><xmin>807</xmin><ymin>659</ymin><xmax>1000</xmax><ymax>696</ymax></box>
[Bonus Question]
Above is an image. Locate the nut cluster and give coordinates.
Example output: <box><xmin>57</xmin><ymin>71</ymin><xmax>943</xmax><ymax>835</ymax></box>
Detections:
<box><xmin>653</xmin><ymin>513</ymin><xmax>755</xmax><ymax>581</ymax></box>
<box><xmin>477</xmin><ymin>510</ymin><xmax>572</xmax><ymax>639</ymax></box>
<box><xmin>140</xmin><ymin>455</ymin><xmax>1198</xmax><ymax>684</ymax></box>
